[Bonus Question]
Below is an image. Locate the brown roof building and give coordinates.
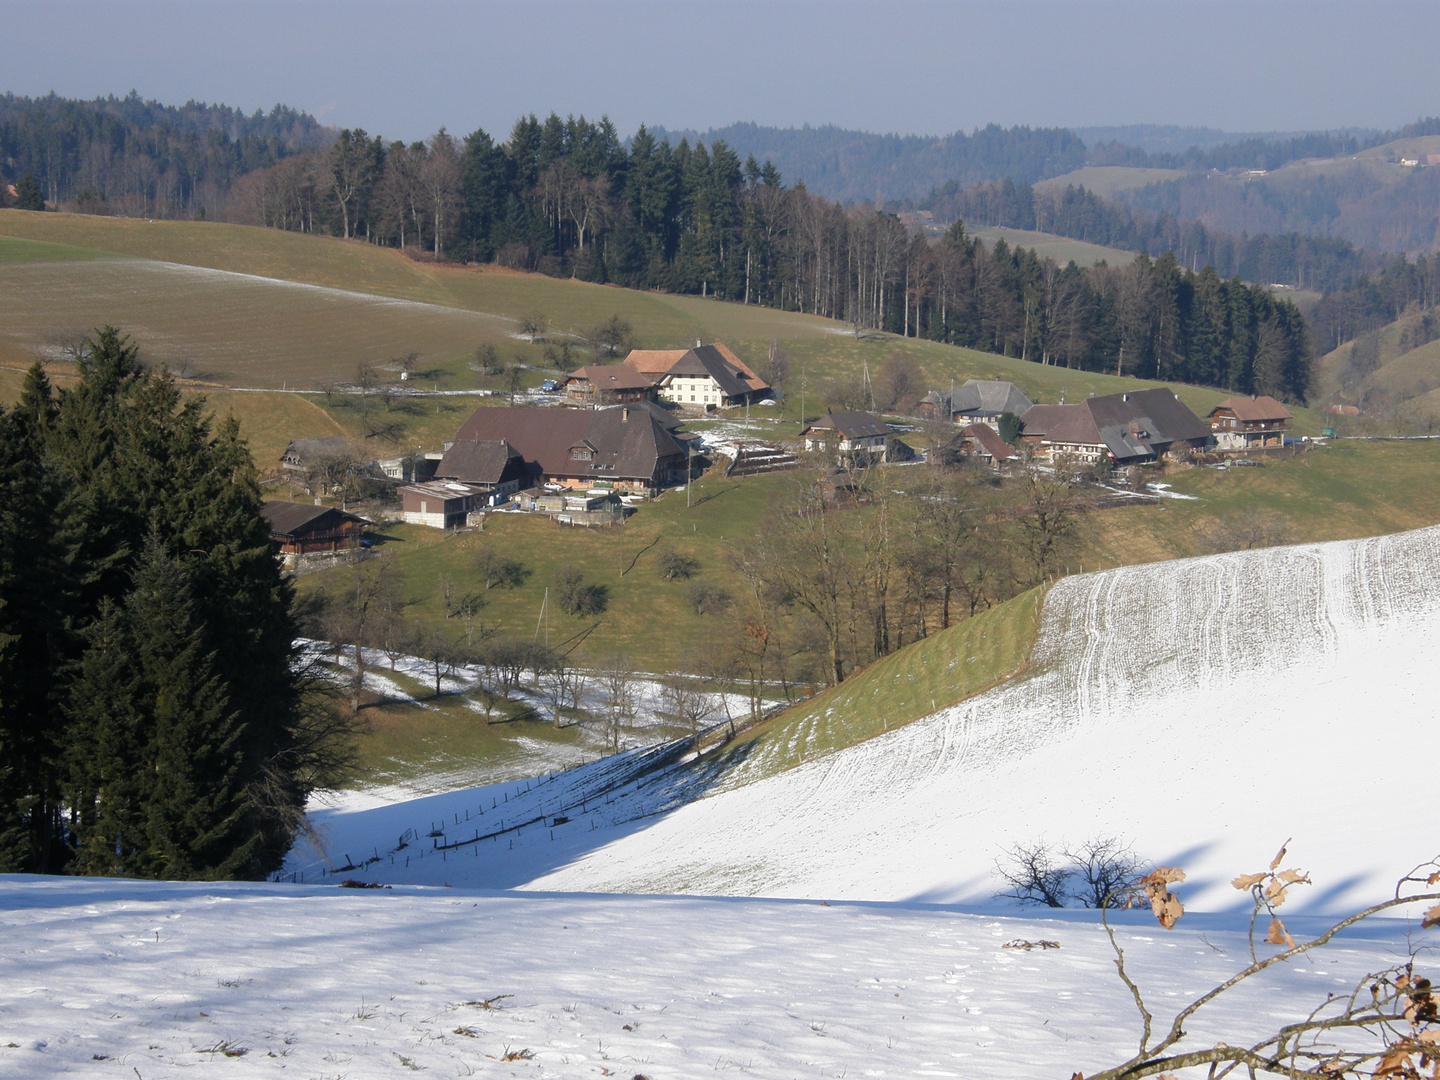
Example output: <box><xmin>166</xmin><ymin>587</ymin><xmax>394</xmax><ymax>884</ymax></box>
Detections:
<box><xmin>451</xmin><ymin>405</ymin><xmax>690</xmax><ymax>492</ymax></box>
<box><xmin>802</xmin><ymin>410</ymin><xmax>893</xmax><ymax>463</ymax></box>
<box><xmin>949</xmin><ymin>422</ymin><xmax>1017</xmax><ymax>466</ymax></box>
<box><xmin>1020</xmin><ymin>388</ymin><xmax>1212</xmax><ymax>464</ymax></box>
<box><xmin>1208</xmin><ymin>395</ymin><xmax>1292</xmax><ymax>450</ymax></box>
<box><xmin>624</xmin><ymin>342</ymin><xmax>769</xmax><ymax>409</ymax></box>
<box><xmin>260</xmin><ymin>501</ymin><xmax>367</xmax><ymax>557</ymax></box>
<box><xmin>563</xmin><ymin>364</ymin><xmax>658</xmax><ymax>405</ymax></box>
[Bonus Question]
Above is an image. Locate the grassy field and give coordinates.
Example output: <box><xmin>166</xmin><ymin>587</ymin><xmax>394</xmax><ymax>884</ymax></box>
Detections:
<box><xmin>970</xmin><ymin>226</ymin><xmax>1133</xmax><ymax>267</ymax></box>
<box><xmin>1034</xmin><ymin>165</ymin><xmax>1188</xmax><ymax>196</ymax></box>
<box><xmin>1084</xmin><ymin>439</ymin><xmax>1440</xmax><ymax>569</ymax></box>
<box><xmin>299</xmin><ymin>468</ymin><xmax>799</xmax><ymax>674</ymax></box>
<box><xmin>707</xmin><ymin>585</ymin><xmax>1048</xmax><ymax>786</ymax></box>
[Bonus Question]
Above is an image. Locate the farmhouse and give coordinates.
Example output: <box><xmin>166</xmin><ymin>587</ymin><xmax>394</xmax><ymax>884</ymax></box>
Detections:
<box><xmin>948</xmin><ymin>422</ymin><xmax>1016</xmax><ymax>467</ymax></box>
<box><xmin>624</xmin><ymin>342</ymin><xmax>770</xmax><ymax>410</ymax></box>
<box><xmin>918</xmin><ymin>380</ymin><xmax>1033</xmax><ymax>427</ymax></box>
<box><xmin>801</xmin><ymin>410</ymin><xmax>893</xmax><ymax>461</ymax></box>
<box><xmin>1019</xmin><ymin>387</ymin><xmax>1212</xmax><ymax>465</ymax></box>
<box><xmin>260</xmin><ymin>500</ymin><xmax>367</xmax><ymax>558</ymax></box>
<box><xmin>1208</xmin><ymin>395</ymin><xmax>1292</xmax><ymax>450</ymax></box>
<box><xmin>434</xmin><ymin>439</ymin><xmax>529</xmax><ymax>498</ymax></box>
<box><xmin>563</xmin><ymin>364</ymin><xmax>657</xmax><ymax>405</ymax></box>
<box><xmin>449</xmin><ymin>404</ymin><xmax>691</xmax><ymax>493</ymax></box>
<box><xmin>279</xmin><ymin>436</ymin><xmax>352</xmax><ymax>491</ymax></box>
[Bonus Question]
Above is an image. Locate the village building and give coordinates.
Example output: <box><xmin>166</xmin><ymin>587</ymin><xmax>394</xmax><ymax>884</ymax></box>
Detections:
<box><xmin>449</xmin><ymin>404</ymin><xmax>692</xmax><ymax>493</ymax></box>
<box><xmin>918</xmin><ymin>380</ymin><xmax>1034</xmax><ymax>427</ymax></box>
<box><xmin>1019</xmin><ymin>387</ymin><xmax>1212</xmax><ymax>465</ymax></box>
<box><xmin>624</xmin><ymin>342</ymin><xmax>770</xmax><ymax>410</ymax></box>
<box><xmin>1208</xmin><ymin>395</ymin><xmax>1293</xmax><ymax>450</ymax></box>
<box><xmin>947</xmin><ymin>422</ymin><xmax>1017</xmax><ymax>467</ymax></box>
<box><xmin>279</xmin><ymin>436</ymin><xmax>352</xmax><ymax>492</ymax></box>
<box><xmin>801</xmin><ymin>410</ymin><xmax>893</xmax><ymax>462</ymax></box>
<box><xmin>398</xmin><ymin>481</ymin><xmax>492</xmax><ymax>529</ymax></box>
<box><xmin>376</xmin><ymin>451</ymin><xmax>443</xmax><ymax>484</ymax></box>
<box><xmin>433</xmin><ymin>439</ymin><xmax>530</xmax><ymax>498</ymax></box>
<box><xmin>260</xmin><ymin>501</ymin><xmax>368</xmax><ymax>562</ymax></box>
<box><xmin>563</xmin><ymin>364</ymin><xmax>658</xmax><ymax>405</ymax></box>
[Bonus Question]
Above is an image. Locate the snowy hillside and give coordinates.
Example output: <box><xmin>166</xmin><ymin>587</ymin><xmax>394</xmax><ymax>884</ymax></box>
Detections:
<box><xmin>290</xmin><ymin>524</ymin><xmax>1440</xmax><ymax>911</ymax></box>
<box><xmin>0</xmin><ymin>875</ymin><xmax>1426</xmax><ymax>1079</ymax></box>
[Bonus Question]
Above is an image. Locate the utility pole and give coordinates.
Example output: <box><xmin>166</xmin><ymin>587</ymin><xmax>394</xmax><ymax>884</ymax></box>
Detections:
<box><xmin>686</xmin><ymin>440</ymin><xmax>693</xmax><ymax>509</ymax></box>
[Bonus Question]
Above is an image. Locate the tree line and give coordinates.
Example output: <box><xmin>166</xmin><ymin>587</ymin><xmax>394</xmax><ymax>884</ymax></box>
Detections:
<box><xmin>0</xmin><ymin>91</ymin><xmax>330</xmax><ymax>216</ymax></box>
<box><xmin>919</xmin><ymin>176</ymin><xmax>1388</xmax><ymax>293</ymax></box>
<box><xmin>0</xmin><ymin>329</ymin><xmax>351</xmax><ymax>878</ymax></box>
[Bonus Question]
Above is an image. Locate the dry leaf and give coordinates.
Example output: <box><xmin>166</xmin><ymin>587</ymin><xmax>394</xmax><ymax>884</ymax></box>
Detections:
<box><xmin>1265</xmin><ymin>917</ymin><xmax>1296</xmax><ymax>949</ymax></box>
<box><xmin>1070</xmin><ymin>1073</ymin><xmax>1085</xmax><ymax>1080</ymax></box>
<box><xmin>1151</xmin><ymin>892</ymin><xmax>1184</xmax><ymax>929</ymax></box>
<box><xmin>1427</xmin><ymin>871</ymin><xmax>1439</xmax><ymax>886</ymax></box>
<box><xmin>1269</xmin><ymin>840</ymin><xmax>1291</xmax><ymax>871</ymax></box>
<box><xmin>1374</xmin><ymin>1049</ymin><xmax>1414</xmax><ymax>1077</ymax></box>
<box><xmin>1269</xmin><ymin>886</ymin><xmax>1290</xmax><ymax>908</ymax></box>
<box><xmin>1416</xmin><ymin>1030</ymin><xmax>1440</xmax><ymax>1044</ymax></box>
<box><xmin>1142</xmin><ymin>867</ymin><xmax>1187</xmax><ymax>887</ymax></box>
<box><xmin>1423</xmin><ymin>905</ymin><xmax>1440</xmax><ymax>930</ymax></box>
<box><xmin>1276</xmin><ymin>869</ymin><xmax>1309</xmax><ymax>885</ymax></box>
<box><xmin>1232</xmin><ymin>872</ymin><xmax>1267</xmax><ymax>891</ymax></box>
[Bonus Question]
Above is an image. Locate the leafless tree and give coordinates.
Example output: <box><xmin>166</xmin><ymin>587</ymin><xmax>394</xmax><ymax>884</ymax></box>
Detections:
<box><xmin>517</xmin><ymin>313</ymin><xmax>548</xmax><ymax>342</ymax></box>
<box><xmin>322</xmin><ymin>557</ymin><xmax>403</xmax><ymax>713</ymax></box>
<box><xmin>598</xmin><ymin>652</ymin><xmax>640</xmax><ymax>753</ymax></box>
<box><xmin>662</xmin><ymin>673</ymin><xmax>717</xmax><ymax>754</ymax></box>
<box><xmin>420</xmin><ymin>129</ymin><xmax>463</xmax><ymax>259</ymax></box>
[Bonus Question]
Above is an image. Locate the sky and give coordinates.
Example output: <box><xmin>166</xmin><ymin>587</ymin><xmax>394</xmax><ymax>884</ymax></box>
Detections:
<box><xmin>4</xmin><ymin>0</ymin><xmax>1440</xmax><ymax>142</ymax></box>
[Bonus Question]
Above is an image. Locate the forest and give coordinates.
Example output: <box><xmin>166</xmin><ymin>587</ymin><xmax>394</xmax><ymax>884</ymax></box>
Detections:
<box><xmin>918</xmin><ymin>176</ymin><xmax>1387</xmax><ymax>293</ymax></box>
<box><xmin>0</xmin><ymin>331</ymin><xmax>351</xmax><ymax>878</ymax></box>
<box><xmin>0</xmin><ymin>91</ymin><xmax>328</xmax><ymax>215</ymax></box>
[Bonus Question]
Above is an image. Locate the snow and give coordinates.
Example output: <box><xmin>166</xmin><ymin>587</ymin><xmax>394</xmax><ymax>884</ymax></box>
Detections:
<box><xmin>7</xmin><ymin>527</ymin><xmax>1440</xmax><ymax>1076</ymax></box>
<box><xmin>0</xmin><ymin>875</ymin><xmax>1424</xmax><ymax>1079</ymax></box>
<box><xmin>286</xmin><ymin>525</ymin><xmax>1440</xmax><ymax>912</ymax></box>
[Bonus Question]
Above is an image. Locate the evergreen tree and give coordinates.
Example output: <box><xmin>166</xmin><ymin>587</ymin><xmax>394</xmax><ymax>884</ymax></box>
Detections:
<box><xmin>13</xmin><ymin>174</ymin><xmax>44</xmax><ymax>211</ymax></box>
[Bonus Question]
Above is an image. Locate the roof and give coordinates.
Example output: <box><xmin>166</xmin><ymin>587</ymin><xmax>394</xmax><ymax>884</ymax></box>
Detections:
<box><xmin>623</xmin><ymin>349</ymin><xmax>689</xmax><ymax>378</ymax></box>
<box><xmin>280</xmin><ymin>436</ymin><xmax>350</xmax><ymax>463</ymax></box>
<box><xmin>436</xmin><ymin>439</ymin><xmax>527</xmax><ymax>485</ymax></box>
<box><xmin>1022</xmin><ymin>388</ymin><xmax>1210</xmax><ymax>461</ymax></box>
<box><xmin>625</xmin><ymin>343</ymin><xmax>770</xmax><ymax>396</ymax></box>
<box><xmin>1211</xmin><ymin>395</ymin><xmax>1293</xmax><ymax>422</ymax></box>
<box><xmin>664</xmin><ymin>345</ymin><xmax>754</xmax><ymax>399</ymax></box>
<box><xmin>400</xmin><ymin>480</ymin><xmax>489</xmax><ymax>502</ymax></box>
<box><xmin>955</xmin><ymin>423</ymin><xmax>1015</xmax><ymax>461</ymax></box>
<box><xmin>927</xmin><ymin>380</ymin><xmax>1033</xmax><ymax>417</ymax></box>
<box><xmin>602</xmin><ymin>399</ymin><xmax>682</xmax><ymax>430</ymax></box>
<box><xmin>804</xmin><ymin>410</ymin><xmax>893</xmax><ymax>441</ymax></box>
<box><xmin>452</xmin><ymin>405</ymin><xmax>686</xmax><ymax>482</ymax></box>
<box><xmin>566</xmin><ymin>364</ymin><xmax>655</xmax><ymax>392</ymax></box>
<box><xmin>1016</xmin><ymin>404</ymin><xmax>1076</xmax><ymax>437</ymax></box>
<box><xmin>260</xmin><ymin>501</ymin><xmax>365</xmax><ymax>537</ymax></box>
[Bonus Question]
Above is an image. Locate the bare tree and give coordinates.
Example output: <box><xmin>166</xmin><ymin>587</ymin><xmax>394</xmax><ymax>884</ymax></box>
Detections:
<box><xmin>322</xmin><ymin>557</ymin><xmax>403</xmax><ymax>713</ymax></box>
<box><xmin>517</xmin><ymin>313</ymin><xmax>548</xmax><ymax>342</ymax></box>
<box><xmin>420</xmin><ymin>129</ymin><xmax>462</xmax><ymax>259</ymax></box>
<box><xmin>663</xmin><ymin>673</ymin><xmax>717</xmax><ymax>755</ymax></box>
<box><xmin>995</xmin><ymin>839</ymin><xmax>1070</xmax><ymax>908</ymax></box>
<box><xmin>598</xmin><ymin>652</ymin><xmax>640</xmax><ymax>752</ymax></box>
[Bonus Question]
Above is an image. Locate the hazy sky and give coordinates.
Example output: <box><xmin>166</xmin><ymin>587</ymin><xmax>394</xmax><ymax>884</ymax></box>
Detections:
<box><xmin>5</xmin><ymin>1</ymin><xmax>1440</xmax><ymax>141</ymax></box>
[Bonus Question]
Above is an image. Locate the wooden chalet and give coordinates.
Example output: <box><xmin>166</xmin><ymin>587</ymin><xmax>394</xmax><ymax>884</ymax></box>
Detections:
<box><xmin>1208</xmin><ymin>395</ymin><xmax>1292</xmax><ymax>450</ymax></box>
<box><xmin>801</xmin><ymin>410</ymin><xmax>892</xmax><ymax>462</ymax></box>
<box><xmin>948</xmin><ymin>422</ymin><xmax>1017</xmax><ymax>467</ymax></box>
<box><xmin>564</xmin><ymin>364</ymin><xmax>657</xmax><ymax>405</ymax></box>
<box><xmin>261</xmin><ymin>501</ymin><xmax>367</xmax><ymax>556</ymax></box>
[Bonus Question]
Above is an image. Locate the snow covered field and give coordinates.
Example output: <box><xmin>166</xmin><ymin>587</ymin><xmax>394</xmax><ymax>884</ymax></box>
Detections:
<box><xmin>292</xmin><ymin>524</ymin><xmax>1440</xmax><ymax>910</ymax></box>
<box><xmin>7</xmin><ymin>526</ymin><xmax>1440</xmax><ymax>1077</ymax></box>
<box><xmin>0</xmin><ymin>875</ymin><xmax>1426</xmax><ymax>1079</ymax></box>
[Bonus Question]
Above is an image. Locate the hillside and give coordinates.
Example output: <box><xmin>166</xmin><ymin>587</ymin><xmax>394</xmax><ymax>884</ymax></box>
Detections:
<box><xmin>967</xmin><ymin>226</ymin><xmax>1131</xmax><ymax>267</ymax></box>
<box><xmin>288</xmin><ymin>523</ymin><xmax>1440</xmax><ymax>914</ymax></box>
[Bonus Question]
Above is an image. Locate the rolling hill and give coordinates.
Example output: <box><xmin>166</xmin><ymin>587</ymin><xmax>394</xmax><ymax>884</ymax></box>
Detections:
<box><xmin>289</xmin><ymin>523</ymin><xmax>1440</xmax><ymax>915</ymax></box>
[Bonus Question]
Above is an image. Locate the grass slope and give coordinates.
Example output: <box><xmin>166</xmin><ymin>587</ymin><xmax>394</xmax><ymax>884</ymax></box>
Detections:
<box><xmin>1034</xmin><ymin>164</ymin><xmax>1188</xmax><ymax>196</ymax></box>
<box><xmin>710</xmin><ymin>585</ymin><xmax>1048</xmax><ymax>787</ymax></box>
<box><xmin>970</xmin><ymin>226</ymin><xmax>1133</xmax><ymax>267</ymax></box>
